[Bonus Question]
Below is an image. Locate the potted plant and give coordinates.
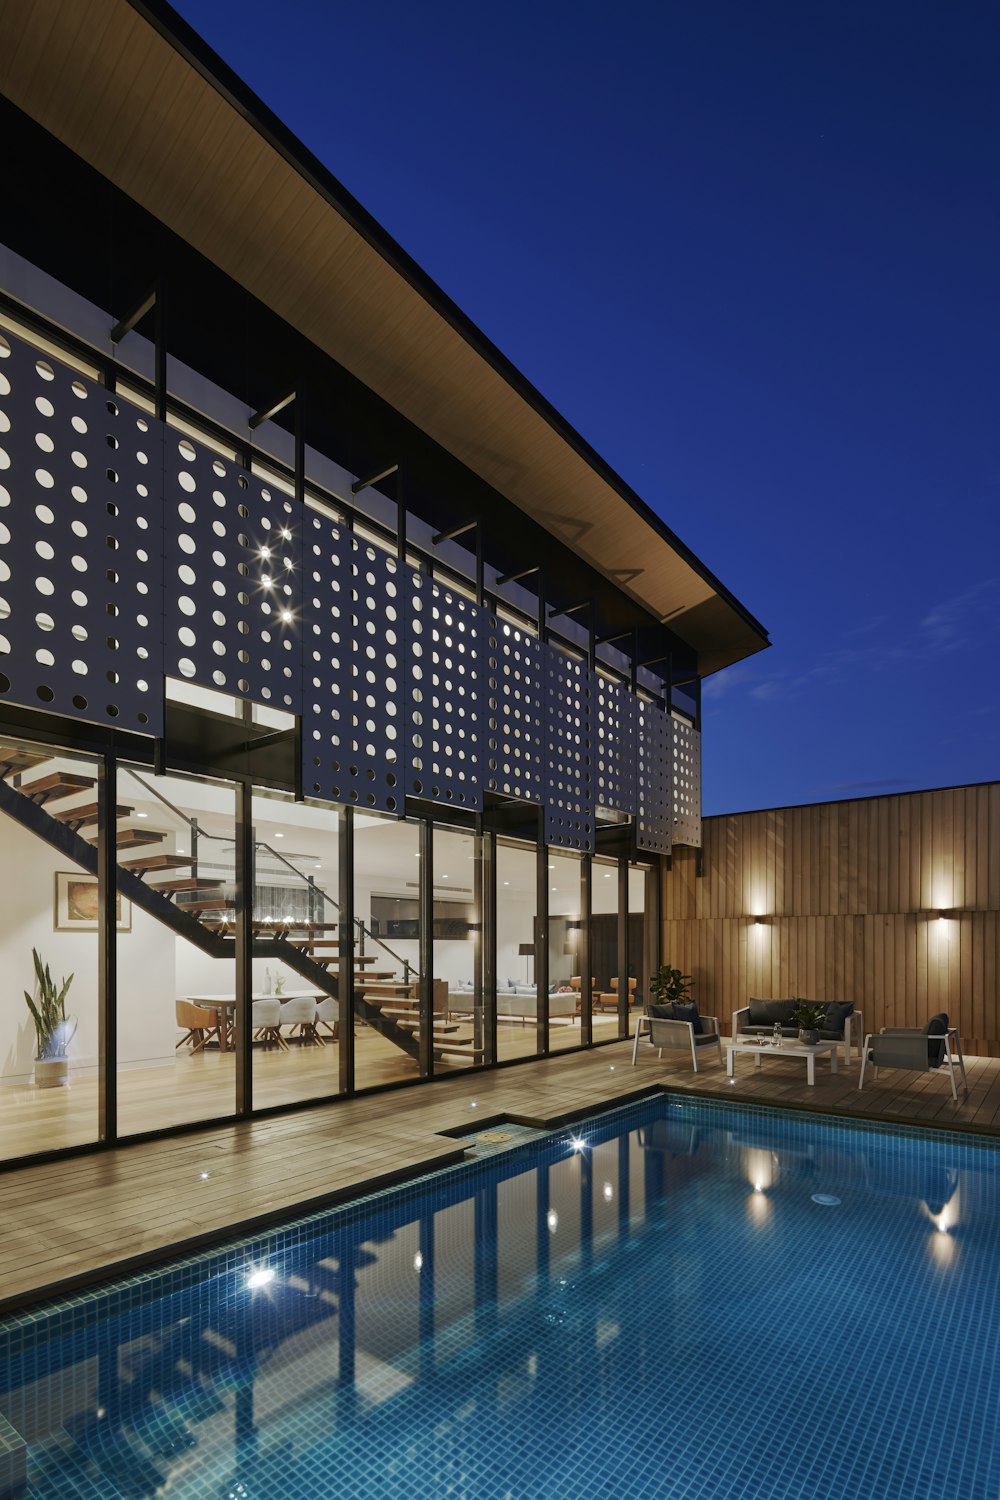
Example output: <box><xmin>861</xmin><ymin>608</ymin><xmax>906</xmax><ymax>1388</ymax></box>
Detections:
<box><xmin>650</xmin><ymin>965</ymin><xmax>694</xmax><ymax>1008</ymax></box>
<box><xmin>24</xmin><ymin>948</ymin><xmax>76</xmax><ymax>1088</ymax></box>
<box><xmin>789</xmin><ymin>1002</ymin><xmax>825</xmax><ymax>1046</ymax></box>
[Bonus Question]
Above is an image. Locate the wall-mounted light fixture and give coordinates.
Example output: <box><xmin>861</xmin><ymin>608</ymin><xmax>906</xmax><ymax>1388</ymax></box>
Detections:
<box><xmin>752</xmin><ymin>916</ymin><xmax>766</xmax><ymax>925</ymax></box>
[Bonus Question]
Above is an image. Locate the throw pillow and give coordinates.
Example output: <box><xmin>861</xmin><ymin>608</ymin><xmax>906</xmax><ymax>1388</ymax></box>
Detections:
<box><xmin>925</xmin><ymin>1013</ymin><xmax>949</xmax><ymax>1067</ymax></box>
<box><xmin>670</xmin><ymin>1002</ymin><xmax>703</xmax><ymax>1034</ymax></box>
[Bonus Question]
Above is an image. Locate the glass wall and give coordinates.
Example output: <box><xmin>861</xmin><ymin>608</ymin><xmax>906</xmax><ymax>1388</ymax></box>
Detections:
<box><xmin>0</xmin><ymin>732</ymin><xmax>666</xmax><ymax>1161</ymax></box>
<box><xmin>547</xmin><ymin>850</ymin><xmax>584</xmax><ymax>1052</ymax></box>
<box><xmin>495</xmin><ymin>839</ymin><xmax>540</xmax><ymax>1061</ymax></box>
<box><xmin>354</xmin><ymin>812</ymin><xmax>425</xmax><ymax>1091</ymax></box>
<box><xmin>591</xmin><ymin>858</ymin><xmax>621</xmax><ymax>1039</ymax></box>
<box><xmin>628</xmin><ymin>863</ymin><xmax>655</xmax><ymax>1038</ymax></box>
<box><xmin>432</xmin><ymin>824</ymin><xmax>483</xmax><ymax>1073</ymax></box>
<box><xmin>250</xmin><ymin>789</ymin><xmax>341</xmax><ymax>1111</ymax></box>
<box><xmin>0</xmin><ymin>736</ymin><xmax>101</xmax><ymax>1158</ymax></box>
<box><xmin>116</xmin><ymin>764</ymin><xmax>236</xmax><ymax>1136</ymax></box>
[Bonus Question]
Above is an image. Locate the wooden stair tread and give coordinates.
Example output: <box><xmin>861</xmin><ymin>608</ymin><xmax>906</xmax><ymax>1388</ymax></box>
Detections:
<box><xmin>52</xmin><ymin>802</ymin><xmax>134</xmax><ymax>826</ymax></box>
<box><xmin>177</xmin><ymin>898</ymin><xmax>230</xmax><ymax>912</ymax></box>
<box><xmin>119</xmin><ymin>854</ymin><xmax>195</xmax><ymax>873</ymax></box>
<box><xmin>109</xmin><ymin>830</ymin><xmax>167</xmax><ymax>848</ymax></box>
<box><xmin>21</xmin><ymin>771</ymin><xmax>95</xmax><ymax>802</ymax></box>
<box><xmin>435</xmin><ymin>1043</ymin><xmax>485</xmax><ymax>1057</ymax></box>
<box><xmin>150</xmin><ymin>877</ymin><xmax>226</xmax><ymax>893</ymax></box>
<box><xmin>0</xmin><ymin>747</ymin><xmax>53</xmax><ymax>777</ymax></box>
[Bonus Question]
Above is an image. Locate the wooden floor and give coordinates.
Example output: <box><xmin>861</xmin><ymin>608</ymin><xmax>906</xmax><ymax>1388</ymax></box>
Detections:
<box><xmin>2</xmin><ymin>1037</ymin><xmax>999</xmax><ymax>1315</ymax></box>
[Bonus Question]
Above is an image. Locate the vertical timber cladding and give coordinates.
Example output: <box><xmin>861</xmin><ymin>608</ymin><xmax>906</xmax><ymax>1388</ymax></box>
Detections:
<box><xmin>636</xmin><ymin>699</ymin><xmax>673</xmax><ymax>855</ymax></box>
<box><xmin>543</xmin><ymin>643</ymin><xmax>596</xmax><ymax>852</ymax></box>
<box><xmin>595</xmin><ymin>673</ymin><xmax>637</xmax><ymax>816</ymax></box>
<box><xmin>0</xmin><ymin>329</ymin><xmax>164</xmax><ymax>735</ymax></box>
<box><xmin>406</xmin><ymin>573</ymin><xmax>487</xmax><ymax>809</ymax></box>
<box><xmin>486</xmin><ymin>614</ymin><xmax>544</xmax><ymax>802</ymax></box>
<box><xmin>302</xmin><ymin>513</ymin><xmax>406</xmax><ymax>814</ymax></box>
<box><xmin>671</xmin><ymin>717</ymin><xmax>702</xmax><ymax>847</ymax></box>
<box><xmin>163</xmin><ymin>433</ymin><xmax>302</xmax><ymax>711</ymax></box>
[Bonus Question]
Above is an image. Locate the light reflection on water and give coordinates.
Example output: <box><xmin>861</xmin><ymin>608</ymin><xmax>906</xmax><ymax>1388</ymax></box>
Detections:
<box><xmin>0</xmin><ymin>1100</ymin><xmax>996</xmax><ymax>1499</ymax></box>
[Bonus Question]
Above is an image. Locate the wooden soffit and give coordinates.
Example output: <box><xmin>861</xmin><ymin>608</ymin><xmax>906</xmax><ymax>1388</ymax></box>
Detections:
<box><xmin>0</xmin><ymin>0</ymin><xmax>768</xmax><ymax>676</ymax></box>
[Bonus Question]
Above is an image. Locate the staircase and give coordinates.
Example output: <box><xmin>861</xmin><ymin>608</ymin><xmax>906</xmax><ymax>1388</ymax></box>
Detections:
<box><xmin>0</xmin><ymin>746</ymin><xmax>482</xmax><ymax>1063</ymax></box>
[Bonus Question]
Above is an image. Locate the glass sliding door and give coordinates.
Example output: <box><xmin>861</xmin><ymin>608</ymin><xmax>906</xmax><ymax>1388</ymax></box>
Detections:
<box><xmin>591</xmin><ymin>857</ymin><xmax>621</xmax><ymax>1040</ymax></box>
<box><xmin>431</xmin><ymin>824</ymin><xmax>483</xmax><ymax>1074</ymax></box>
<box><xmin>116</xmin><ymin>764</ymin><xmax>237</xmax><ymax>1136</ymax></box>
<box><xmin>628</xmin><ymin>863</ymin><xmax>654</xmax><ymax>1038</ymax></box>
<box><xmin>250</xmin><ymin>789</ymin><xmax>341</xmax><ymax>1110</ymax></box>
<box><xmin>0</xmin><ymin>736</ymin><xmax>102</xmax><ymax>1159</ymax></box>
<box><xmin>495</xmin><ymin>838</ymin><xmax>540</xmax><ymax>1061</ymax></box>
<box><xmin>353</xmin><ymin>811</ymin><xmax>425</xmax><ymax>1090</ymax></box>
<box><xmin>547</xmin><ymin>849</ymin><xmax>584</xmax><ymax>1052</ymax></box>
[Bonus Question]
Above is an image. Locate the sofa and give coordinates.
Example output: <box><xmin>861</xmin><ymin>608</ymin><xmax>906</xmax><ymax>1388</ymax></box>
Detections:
<box><xmin>731</xmin><ymin>998</ymin><xmax>863</xmax><ymax>1066</ymax></box>
<box><xmin>449</xmin><ymin>984</ymin><xmax>577</xmax><ymax>1025</ymax></box>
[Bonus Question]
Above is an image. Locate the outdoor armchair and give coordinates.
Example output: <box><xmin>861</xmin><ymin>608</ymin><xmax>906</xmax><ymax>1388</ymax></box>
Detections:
<box><xmin>631</xmin><ymin>1007</ymin><xmax>723</xmax><ymax>1073</ymax></box>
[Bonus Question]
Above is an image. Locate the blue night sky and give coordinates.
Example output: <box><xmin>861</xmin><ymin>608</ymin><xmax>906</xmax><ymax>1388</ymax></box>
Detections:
<box><xmin>174</xmin><ymin>0</ymin><xmax>999</xmax><ymax>815</ymax></box>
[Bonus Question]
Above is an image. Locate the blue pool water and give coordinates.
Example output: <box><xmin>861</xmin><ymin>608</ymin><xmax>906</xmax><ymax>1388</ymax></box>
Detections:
<box><xmin>1</xmin><ymin>1096</ymin><xmax>998</xmax><ymax>1499</ymax></box>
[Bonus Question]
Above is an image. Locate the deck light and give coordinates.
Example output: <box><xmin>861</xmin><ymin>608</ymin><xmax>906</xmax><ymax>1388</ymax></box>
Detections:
<box><xmin>200</xmin><ymin>1171</ymin><xmax>209</xmax><ymax>1181</ymax></box>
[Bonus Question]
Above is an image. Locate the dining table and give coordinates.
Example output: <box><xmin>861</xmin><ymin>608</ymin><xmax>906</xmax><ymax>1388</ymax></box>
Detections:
<box><xmin>182</xmin><ymin>991</ymin><xmax>324</xmax><ymax>1051</ymax></box>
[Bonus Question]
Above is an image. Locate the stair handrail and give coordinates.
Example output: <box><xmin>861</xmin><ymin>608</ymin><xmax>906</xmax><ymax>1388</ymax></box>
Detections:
<box><xmin>254</xmin><ymin>836</ymin><xmax>417</xmax><ymax>981</ymax></box>
<box><xmin>123</xmin><ymin>768</ymin><xmax>418</xmax><ymax>982</ymax></box>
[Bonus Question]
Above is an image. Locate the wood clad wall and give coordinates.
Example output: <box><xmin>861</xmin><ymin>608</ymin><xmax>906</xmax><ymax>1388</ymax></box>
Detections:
<box><xmin>663</xmin><ymin>784</ymin><xmax>1000</xmax><ymax>1056</ymax></box>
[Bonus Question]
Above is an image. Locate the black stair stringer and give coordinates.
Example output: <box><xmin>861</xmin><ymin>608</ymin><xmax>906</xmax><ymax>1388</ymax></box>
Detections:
<box><xmin>0</xmin><ymin>777</ymin><xmax>417</xmax><ymax>1055</ymax></box>
<box><xmin>254</xmin><ymin>936</ymin><xmax>421</xmax><ymax>1061</ymax></box>
<box><xmin>0</xmin><ymin>778</ymin><xmax>230</xmax><ymax>960</ymax></box>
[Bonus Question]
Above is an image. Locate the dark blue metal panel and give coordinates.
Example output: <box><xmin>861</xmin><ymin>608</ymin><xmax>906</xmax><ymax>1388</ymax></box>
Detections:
<box><xmin>595</xmin><ymin>673</ymin><xmax>637</xmax><ymax>816</ymax></box>
<box><xmin>163</xmin><ymin>433</ymin><xmax>302</xmax><ymax>711</ymax></box>
<box><xmin>486</xmin><ymin>613</ymin><xmax>544</xmax><ymax>803</ymax></box>
<box><xmin>407</xmin><ymin>574</ymin><xmax>486</xmax><ymax>809</ymax></box>
<box><xmin>0</xmin><ymin>330</ymin><xmax>164</xmax><ymax>734</ymax></box>
<box><xmin>637</xmin><ymin>699</ymin><xmax>673</xmax><ymax>855</ymax></box>
<box><xmin>671</xmin><ymin>717</ymin><xmax>702</xmax><ymax>847</ymax></box>
<box><xmin>543</xmin><ymin>643</ymin><xmax>595</xmax><ymax>852</ymax></box>
<box><xmin>301</xmin><ymin>516</ymin><xmax>405</xmax><ymax>814</ymax></box>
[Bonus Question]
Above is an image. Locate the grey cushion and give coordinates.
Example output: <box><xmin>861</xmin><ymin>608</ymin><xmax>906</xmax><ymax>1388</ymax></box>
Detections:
<box><xmin>748</xmin><ymin>999</ymin><xmax>798</xmax><ymax>1026</ymax></box>
<box><xmin>815</xmin><ymin>1001</ymin><xmax>854</xmax><ymax>1032</ymax></box>
<box><xmin>669</xmin><ymin>1002</ymin><xmax>703</xmax><ymax>1034</ymax></box>
<box><xmin>692</xmin><ymin>1030</ymin><xmax>719</xmax><ymax>1046</ymax></box>
<box><xmin>648</xmin><ymin>1003</ymin><xmax>674</xmax><ymax>1020</ymax></box>
<box><xmin>926</xmin><ymin>1013</ymin><xmax>949</xmax><ymax>1067</ymax></box>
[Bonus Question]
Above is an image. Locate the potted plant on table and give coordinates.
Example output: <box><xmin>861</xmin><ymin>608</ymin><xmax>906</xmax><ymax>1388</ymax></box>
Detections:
<box><xmin>24</xmin><ymin>948</ymin><xmax>76</xmax><ymax>1088</ymax></box>
<box><xmin>789</xmin><ymin>1002</ymin><xmax>825</xmax><ymax>1046</ymax></box>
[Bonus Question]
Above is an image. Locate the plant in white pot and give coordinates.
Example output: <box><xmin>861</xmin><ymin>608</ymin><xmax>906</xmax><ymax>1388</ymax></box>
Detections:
<box><xmin>24</xmin><ymin>948</ymin><xmax>76</xmax><ymax>1087</ymax></box>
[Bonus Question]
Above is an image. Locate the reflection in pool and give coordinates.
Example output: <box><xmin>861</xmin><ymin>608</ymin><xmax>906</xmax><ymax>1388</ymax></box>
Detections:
<box><xmin>1</xmin><ymin>1098</ymin><xmax>997</xmax><ymax>1499</ymax></box>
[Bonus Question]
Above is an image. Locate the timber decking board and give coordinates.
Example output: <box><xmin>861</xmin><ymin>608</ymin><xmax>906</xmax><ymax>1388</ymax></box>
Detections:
<box><xmin>0</xmin><ymin>1038</ymin><xmax>998</xmax><ymax>1313</ymax></box>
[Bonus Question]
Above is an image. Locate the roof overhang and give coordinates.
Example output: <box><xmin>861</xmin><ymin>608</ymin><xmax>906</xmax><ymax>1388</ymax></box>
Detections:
<box><xmin>0</xmin><ymin>0</ymin><xmax>769</xmax><ymax>676</ymax></box>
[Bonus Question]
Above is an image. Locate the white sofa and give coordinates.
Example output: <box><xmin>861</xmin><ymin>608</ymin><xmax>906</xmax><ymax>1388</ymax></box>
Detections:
<box><xmin>449</xmin><ymin>987</ymin><xmax>577</xmax><ymax>1024</ymax></box>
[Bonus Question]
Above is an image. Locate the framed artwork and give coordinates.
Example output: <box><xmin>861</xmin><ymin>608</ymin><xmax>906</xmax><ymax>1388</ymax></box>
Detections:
<box><xmin>54</xmin><ymin>872</ymin><xmax>132</xmax><ymax>933</ymax></box>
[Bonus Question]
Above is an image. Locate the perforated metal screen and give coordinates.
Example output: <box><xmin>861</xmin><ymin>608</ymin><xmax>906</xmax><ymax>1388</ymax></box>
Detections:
<box><xmin>407</xmin><ymin>576</ymin><xmax>485</xmax><ymax>809</ymax></box>
<box><xmin>0</xmin><ymin>331</ymin><xmax>164</xmax><ymax>734</ymax></box>
<box><xmin>301</xmin><ymin>518</ymin><xmax>405</xmax><ymax>814</ymax></box>
<box><xmin>543</xmin><ymin>644</ymin><xmax>595</xmax><ymax>852</ymax></box>
<box><xmin>671</xmin><ymin>716</ymin><xmax>702</xmax><ymax>847</ymax></box>
<box><xmin>636</xmin><ymin>699</ymin><xmax>673</xmax><ymax>855</ymax></box>
<box><xmin>486</xmin><ymin>615</ymin><xmax>544</xmax><ymax>802</ymax></box>
<box><xmin>163</xmin><ymin>436</ymin><xmax>302</xmax><ymax>710</ymax></box>
<box><xmin>595</xmin><ymin>673</ymin><xmax>637</xmax><ymax>816</ymax></box>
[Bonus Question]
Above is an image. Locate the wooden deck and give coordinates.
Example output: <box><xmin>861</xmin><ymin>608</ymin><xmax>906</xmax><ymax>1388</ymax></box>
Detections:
<box><xmin>2</xmin><ymin>1039</ymin><xmax>999</xmax><ymax>1315</ymax></box>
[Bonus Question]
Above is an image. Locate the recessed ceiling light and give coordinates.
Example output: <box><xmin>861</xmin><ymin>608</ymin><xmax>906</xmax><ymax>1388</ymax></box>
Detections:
<box><xmin>136</xmin><ymin>811</ymin><xmax>147</xmax><ymax>818</ymax></box>
<box><xmin>274</xmin><ymin>832</ymin><xmax>284</xmax><ymax>838</ymax></box>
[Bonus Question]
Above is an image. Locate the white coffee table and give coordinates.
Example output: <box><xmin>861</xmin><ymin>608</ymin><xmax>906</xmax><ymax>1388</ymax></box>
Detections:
<box><xmin>727</xmin><ymin>1038</ymin><xmax>838</xmax><ymax>1085</ymax></box>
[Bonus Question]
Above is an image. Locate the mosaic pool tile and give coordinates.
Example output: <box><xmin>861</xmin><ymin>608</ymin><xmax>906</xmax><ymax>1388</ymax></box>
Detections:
<box><xmin>1</xmin><ymin>1095</ymin><xmax>998</xmax><ymax>1498</ymax></box>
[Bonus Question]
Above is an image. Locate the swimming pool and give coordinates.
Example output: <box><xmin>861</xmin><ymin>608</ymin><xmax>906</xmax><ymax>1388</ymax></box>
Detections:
<box><xmin>1</xmin><ymin>1096</ymin><xmax>997</xmax><ymax>1499</ymax></box>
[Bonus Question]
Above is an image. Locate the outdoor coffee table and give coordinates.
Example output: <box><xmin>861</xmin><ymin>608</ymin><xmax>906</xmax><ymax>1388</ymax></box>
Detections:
<box><xmin>726</xmin><ymin>1037</ymin><xmax>838</xmax><ymax>1086</ymax></box>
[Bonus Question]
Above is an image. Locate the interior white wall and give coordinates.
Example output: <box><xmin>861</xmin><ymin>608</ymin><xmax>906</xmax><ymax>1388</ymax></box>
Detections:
<box><xmin>0</xmin><ymin>818</ymin><xmax>174</xmax><ymax>1081</ymax></box>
